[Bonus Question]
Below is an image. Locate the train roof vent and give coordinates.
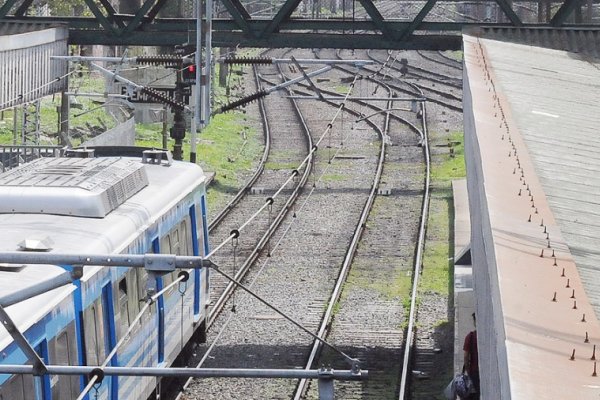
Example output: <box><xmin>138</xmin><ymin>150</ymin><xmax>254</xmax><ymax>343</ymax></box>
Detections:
<box><xmin>0</xmin><ymin>264</ymin><xmax>26</xmax><ymax>272</ymax></box>
<box><xmin>18</xmin><ymin>237</ymin><xmax>53</xmax><ymax>252</ymax></box>
<box><xmin>0</xmin><ymin>157</ymin><xmax>149</xmax><ymax>217</ymax></box>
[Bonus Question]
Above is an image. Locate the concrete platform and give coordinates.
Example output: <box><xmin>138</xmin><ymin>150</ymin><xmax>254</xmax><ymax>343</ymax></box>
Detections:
<box><xmin>453</xmin><ymin>179</ymin><xmax>475</xmax><ymax>375</ymax></box>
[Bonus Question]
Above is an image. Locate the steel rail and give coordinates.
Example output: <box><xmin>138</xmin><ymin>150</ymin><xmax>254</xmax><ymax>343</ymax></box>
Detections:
<box><xmin>207</xmin><ymin>63</ymin><xmax>272</xmax><ymax>231</ymax></box>
<box><xmin>398</xmin><ymin>84</ymin><xmax>432</xmax><ymax>400</ymax></box>
<box><xmin>174</xmin><ymin>49</ymin><xmax>315</xmax><ymax>399</ymax></box>
<box><xmin>368</xmin><ymin>50</ymin><xmax>463</xmax><ymax>88</ymax></box>
<box><xmin>327</xmin><ymin>51</ymin><xmax>462</xmax><ymax>112</ymax></box>
<box><xmin>357</xmin><ymin>59</ymin><xmax>463</xmax><ymax>107</ymax></box>
<box><xmin>292</xmin><ymin>65</ymin><xmax>392</xmax><ymax>400</ymax></box>
<box><xmin>206</xmin><ymin>58</ymin><xmax>315</xmax><ymax>329</ymax></box>
<box><xmin>309</xmin><ymin>49</ymin><xmax>424</xmax><ymax>141</ymax></box>
<box><xmin>414</xmin><ymin>50</ymin><xmax>463</xmax><ymax>71</ymax></box>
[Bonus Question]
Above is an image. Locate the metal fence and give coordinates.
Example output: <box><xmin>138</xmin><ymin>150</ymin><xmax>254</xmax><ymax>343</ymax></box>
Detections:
<box><xmin>0</xmin><ymin>145</ymin><xmax>63</xmax><ymax>171</ymax></box>
<box><xmin>0</xmin><ymin>24</ymin><xmax>68</xmax><ymax>111</ymax></box>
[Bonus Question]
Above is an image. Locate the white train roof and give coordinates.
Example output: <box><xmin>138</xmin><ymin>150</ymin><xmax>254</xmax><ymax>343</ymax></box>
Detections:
<box><xmin>0</xmin><ymin>157</ymin><xmax>149</xmax><ymax>218</ymax></box>
<box><xmin>0</xmin><ymin>155</ymin><xmax>206</xmax><ymax>349</ymax></box>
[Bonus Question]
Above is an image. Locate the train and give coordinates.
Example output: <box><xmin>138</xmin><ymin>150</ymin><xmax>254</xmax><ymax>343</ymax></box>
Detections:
<box><xmin>0</xmin><ymin>148</ymin><xmax>210</xmax><ymax>399</ymax></box>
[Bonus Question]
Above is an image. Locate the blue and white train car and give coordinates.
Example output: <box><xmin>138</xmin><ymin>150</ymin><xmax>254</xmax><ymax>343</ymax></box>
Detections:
<box><xmin>0</xmin><ymin>151</ymin><xmax>210</xmax><ymax>399</ymax></box>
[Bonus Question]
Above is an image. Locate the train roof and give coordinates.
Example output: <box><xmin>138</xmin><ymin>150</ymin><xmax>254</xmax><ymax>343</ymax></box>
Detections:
<box><xmin>0</xmin><ymin>157</ymin><xmax>149</xmax><ymax>218</ymax></box>
<box><xmin>0</xmin><ymin>155</ymin><xmax>206</xmax><ymax>348</ymax></box>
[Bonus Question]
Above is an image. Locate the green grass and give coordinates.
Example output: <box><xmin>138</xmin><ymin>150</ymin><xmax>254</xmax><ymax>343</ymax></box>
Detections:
<box><xmin>264</xmin><ymin>161</ymin><xmax>298</xmax><ymax>170</ymax></box>
<box><xmin>419</xmin><ymin>131</ymin><xmax>465</xmax><ymax>296</ymax></box>
<box><xmin>134</xmin><ymin>109</ymin><xmax>261</xmax><ymax>214</ymax></box>
<box><xmin>449</xmin><ymin>50</ymin><xmax>464</xmax><ymax>61</ymax></box>
<box><xmin>320</xmin><ymin>173</ymin><xmax>345</xmax><ymax>182</ymax></box>
<box><xmin>0</xmin><ymin>70</ymin><xmax>116</xmax><ymax>146</ymax></box>
<box><xmin>345</xmin><ymin>258</ymin><xmax>413</xmax><ymax>301</ymax></box>
<box><xmin>333</xmin><ymin>85</ymin><xmax>351</xmax><ymax>94</ymax></box>
<box><xmin>430</xmin><ymin>132</ymin><xmax>466</xmax><ymax>184</ymax></box>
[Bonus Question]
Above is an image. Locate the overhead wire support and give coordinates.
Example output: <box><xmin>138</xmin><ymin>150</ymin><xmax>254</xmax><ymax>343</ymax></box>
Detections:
<box><xmin>0</xmin><ymin>252</ymin><xmax>368</xmax><ymax>385</ymax></box>
<box><xmin>0</xmin><ymin>305</ymin><xmax>48</xmax><ymax>376</ymax></box>
<box><xmin>90</xmin><ymin>63</ymin><xmax>188</xmax><ymax>111</ymax></box>
<box><xmin>0</xmin><ymin>364</ymin><xmax>366</xmax><ymax>380</ymax></box>
<box><xmin>216</xmin><ymin>66</ymin><xmax>332</xmax><ymax>114</ymax></box>
<box><xmin>51</xmin><ymin>55</ymin><xmax>192</xmax><ymax>67</ymax></box>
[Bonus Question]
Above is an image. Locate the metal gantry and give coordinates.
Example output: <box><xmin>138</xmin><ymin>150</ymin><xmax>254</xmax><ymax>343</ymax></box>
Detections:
<box><xmin>1</xmin><ymin>0</ymin><xmax>600</xmax><ymax>49</ymax></box>
<box><xmin>0</xmin><ymin>251</ymin><xmax>367</xmax><ymax>400</ymax></box>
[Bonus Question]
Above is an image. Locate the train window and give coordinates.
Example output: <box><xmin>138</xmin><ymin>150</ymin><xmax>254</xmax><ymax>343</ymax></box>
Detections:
<box><xmin>83</xmin><ymin>299</ymin><xmax>106</xmax><ymax>366</ymax></box>
<box><xmin>127</xmin><ymin>269</ymin><xmax>140</xmax><ymax>324</ymax></box>
<box><xmin>50</xmin><ymin>324</ymin><xmax>79</xmax><ymax>399</ymax></box>
<box><xmin>181</xmin><ymin>217</ymin><xmax>192</xmax><ymax>256</ymax></box>
<box><xmin>137</xmin><ymin>267</ymin><xmax>155</xmax><ymax>317</ymax></box>
<box><xmin>160</xmin><ymin>233</ymin><xmax>171</xmax><ymax>254</ymax></box>
<box><xmin>0</xmin><ymin>373</ymin><xmax>34</xmax><ymax>400</ymax></box>
<box><xmin>119</xmin><ymin>277</ymin><xmax>130</xmax><ymax>329</ymax></box>
<box><xmin>161</xmin><ymin>233</ymin><xmax>176</xmax><ymax>289</ymax></box>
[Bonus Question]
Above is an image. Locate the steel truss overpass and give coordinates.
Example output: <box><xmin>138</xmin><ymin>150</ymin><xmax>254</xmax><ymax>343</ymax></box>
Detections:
<box><xmin>1</xmin><ymin>0</ymin><xmax>600</xmax><ymax>49</ymax></box>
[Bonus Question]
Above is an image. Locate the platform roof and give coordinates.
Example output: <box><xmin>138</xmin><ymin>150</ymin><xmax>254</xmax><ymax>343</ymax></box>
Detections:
<box><xmin>464</xmin><ymin>35</ymin><xmax>600</xmax><ymax>398</ymax></box>
<box><xmin>481</xmin><ymin>38</ymin><xmax>600</xmax><ymax>319</ymax></box>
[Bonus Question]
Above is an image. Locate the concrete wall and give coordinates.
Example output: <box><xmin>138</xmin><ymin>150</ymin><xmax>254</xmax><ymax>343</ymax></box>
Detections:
<box><xmin>82</xmin><ymin>118</ymin><xmax>135</xmax><ymax>147</ymax></box>
<box><xmin>463</xmin><ymin>64</ymin><xmax>511</xmax><ymax>399</ymax></box>
<box><xmin>453</xmin><ymin>179</ymin><xmax>475</xmax><ymax>375</ymax></box>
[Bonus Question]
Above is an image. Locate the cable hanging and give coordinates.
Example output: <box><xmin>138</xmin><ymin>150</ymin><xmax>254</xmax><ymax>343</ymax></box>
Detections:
<box><xmin>0</xmin><ymin>70</ymin><xmax>76</xmax><ymax>110</ymax></box>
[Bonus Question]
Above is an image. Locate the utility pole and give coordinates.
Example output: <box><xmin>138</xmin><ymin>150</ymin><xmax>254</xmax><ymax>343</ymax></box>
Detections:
<box><xmin>190</xmin><ymin>0</ymin><xmax>203</xmax><ymax>164</ymax></box>
<box><xmin>170</xmin><ymin>68</ymin><xmax>186</xmax><ymax>160</ymax></box>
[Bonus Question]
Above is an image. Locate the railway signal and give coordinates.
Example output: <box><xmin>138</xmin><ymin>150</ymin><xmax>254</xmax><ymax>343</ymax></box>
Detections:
<box><xmin>182</xmin><ymin>62</ymin><xmax>197</xmax><ymax>86</ymax></box>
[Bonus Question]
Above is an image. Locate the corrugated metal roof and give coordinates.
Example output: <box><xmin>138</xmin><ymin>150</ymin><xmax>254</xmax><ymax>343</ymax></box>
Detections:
<box><xmin>482</xmin><ymin>39</ymin><xmax>600</xmax><ymax>318</ymax></box>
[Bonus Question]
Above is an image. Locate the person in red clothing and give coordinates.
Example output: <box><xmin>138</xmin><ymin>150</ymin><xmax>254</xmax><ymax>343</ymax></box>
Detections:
<box><xmin>463</xmin><ymin>313</ymin><xmax>479</xmax><ymax>399</ymax></box>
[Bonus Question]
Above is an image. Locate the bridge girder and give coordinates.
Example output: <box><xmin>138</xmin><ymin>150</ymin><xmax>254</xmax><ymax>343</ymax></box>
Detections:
<box><xmin>0</xmin><ymin>0</ymin><xmax>597</xmax><ymax>49</ymax></box>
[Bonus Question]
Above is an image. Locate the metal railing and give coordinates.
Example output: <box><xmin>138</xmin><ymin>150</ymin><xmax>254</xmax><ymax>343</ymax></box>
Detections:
<box><xmin>0</xmin><ymin>145</ymin><xmax>63</xmax><ymax>171</ymax></box>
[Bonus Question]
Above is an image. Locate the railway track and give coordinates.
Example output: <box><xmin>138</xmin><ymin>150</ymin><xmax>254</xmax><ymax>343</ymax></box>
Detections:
<box><xmin>166</xmin><ymin>45</ymin><xmax>461</xmax><ymax>400</ymax></box>
<box><xmin>417</xmin><ymin>50</ymin><xmax>463</xmax><ymax>71</ymax></box>
<box><xmin>317</xmin><ymin>49</ymin><xmax>462</xmax><ymax>114</ymax></box>
<box><xmin>205</xmin><ymin>51</ymin><xmax>315</xmax><ymax>329</ymax></box>
<box><xmin>174</xmin><ymin>49</ymin><xmax>384</xmax><ymax>399</ymax></box>
<box><xmin>288</xmin><ymin>49</ymin><xmax>431</xmax><ymax>400</ymax></box>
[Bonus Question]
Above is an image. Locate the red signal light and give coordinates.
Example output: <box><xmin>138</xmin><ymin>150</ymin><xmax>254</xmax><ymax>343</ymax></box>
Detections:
<box><xmin>188</xmin><ymin>64</ymin><xmax>196</xmax><ymax>73</ymax></box>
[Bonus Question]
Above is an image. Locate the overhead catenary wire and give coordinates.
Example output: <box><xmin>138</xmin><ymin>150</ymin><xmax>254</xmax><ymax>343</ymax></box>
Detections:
<box><xmin>0</xmin><ymin>69</ymin><xmax>76</xmax><ymax>110</ymax></box>
<box><xmin>190</xmin><ymin>67</ymin><xmax>361</xmax><ymax>381</ymax></box>
<box><xmin>209</xmin><ymin>263</ymin><xmax>360</xmax><ymax>368</ymax></box>
<box><xmin>205</xmin><ymin>73</ymin><xmax>360</xmax><ymax>260</ymax></box>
